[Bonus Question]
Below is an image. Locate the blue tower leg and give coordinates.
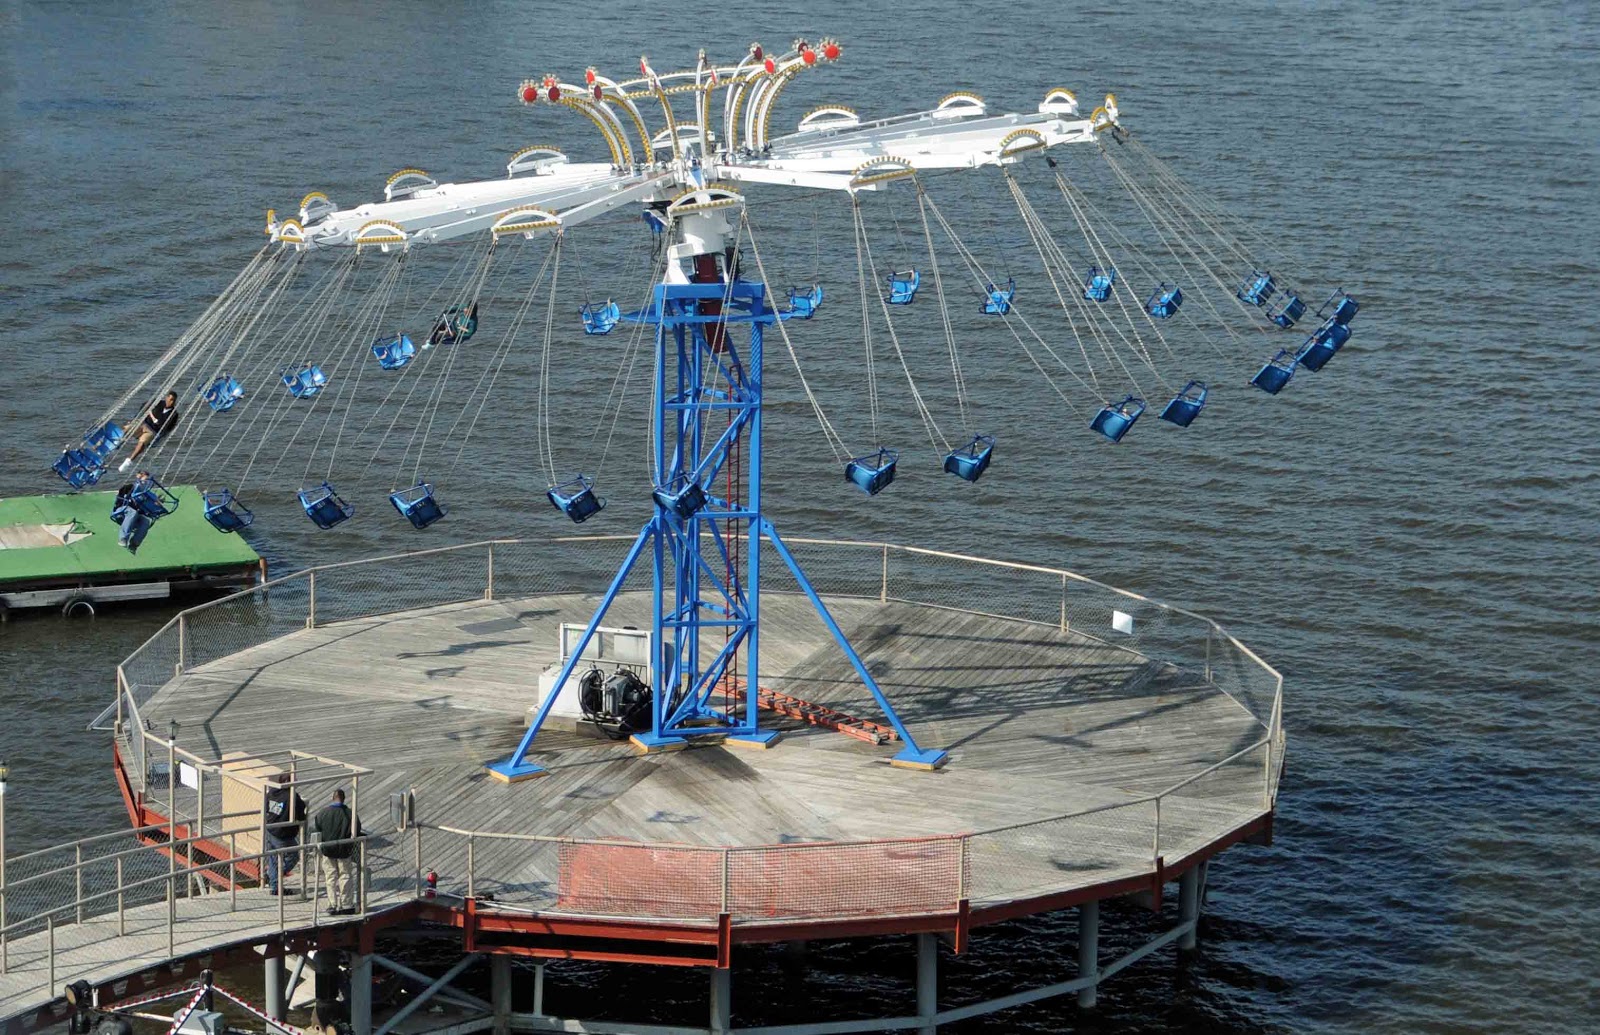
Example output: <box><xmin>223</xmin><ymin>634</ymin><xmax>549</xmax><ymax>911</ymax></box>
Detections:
<box><xmin>762</xmin><ymin>521</ymin><xmax>948</xmax><ymax>770</ymax></box>
<box><xmin>485</xmin><ymin>523</ymin><xmax>657</xmax><ymax>782</ymax></box>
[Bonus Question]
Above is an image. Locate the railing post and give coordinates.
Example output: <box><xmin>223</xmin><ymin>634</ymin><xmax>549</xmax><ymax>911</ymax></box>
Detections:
<box><xmin>167</xmin><ymin>871</ymin><xmax>175</xmax><ymax>960</ymax></box>
<box><xmin>47</xmin><ymin>915</ymin><xmax>54</xmax><ymax>999</ymax></box>
<box><xmin>75</xmin><ymin>844</ymin><xmax>83</xmax><ymax>924</ymax></box>
<box><xmin>307</xmin><ymin>570</ymin><xmax>317</xmax><ymax>630</ymax></box>
<box><xmin>117</xmin><ymin>856</ymin><xmax>125</xmax><ymax>936</ymax></box>
<box><xmin>467</xmin><ymin>834</ymin><xmax>476</xmax><ymax>899</ymax></box>
<box><xmin>359</xmin><ymin>840</ymin><xmax>368</xmax><ymax>914</ymax></box>
<box><xmin>196</xmin><ymin>764</ymin><xmax>206</xmax><ymax>846</ymax></box>
<box><xmin>413</xmin><ymin>825</ymin><xmax>423</xmax><ymax>897</ymax></box>
<box><xmin>1060</xmin><ymin>572</ymin><xmax>1068</xmax><ymax>632</ymax></box>
<box><xmin>229</xmin><ymin>833</ymin><xmax>238</xmax><ymax>911</ymax></box>
<box><xmin>485</xmin><ymin>543</ymin><xmax>496</xmax><ymax>601</ymax></box>
<box><xmin>879</xmin><ymin>544</ymin><xmax>889</xmax><ymax>604</ymax></box>
<box><xmin>1204</xmin><ymin>626</ymin><xmax>1213</xmax><ymax>682</ymax></box>
<box><xmin>1153</xmin><ymin>797</ymin><xmax>1162</xmax><ymax>863</ymax></box>
<box><xmin>176</xmin><ymin>614</ymin><xmax>187</xmax><ymax>675</ymax></box>
<box><xmin>720</xmin><ymin>849</ymin><xmax>731</xmax><ymax>917</ymax></box>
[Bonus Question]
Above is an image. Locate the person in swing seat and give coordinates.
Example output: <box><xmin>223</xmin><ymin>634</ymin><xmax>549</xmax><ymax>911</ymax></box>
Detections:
<box><xmin>428</xmin><ymin>302</ymin><xmax>479</xmax><ymax>346</ymax></box>
<box><xmin>119</xmin><ymin>391</ymin><xmax>179</xmax><ymax>471</ymax></box>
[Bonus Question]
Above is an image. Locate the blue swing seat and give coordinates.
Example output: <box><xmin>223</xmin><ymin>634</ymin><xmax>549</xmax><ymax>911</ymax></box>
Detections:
<box><xmin>1268</xmin><ymin>295</ymin><xmax>1306</xmax><ymax>329</ymax></box>
<box><xmin>281</xmin><ymin>364</ymin><xmax>328</xmax><ymax>398</ymax></box>
<box><xmin>1089</xmin><ymin>395</ymin><xmax>1146</xmax><ymax>443</ymax></box>
<box><xmin>786</xmin><ymin>285</ymin><xmax>824</xmax><ymax>319</ymax></box>
<box><xmin>298</xmin><ymin>482</ymin><xmax>354</xmax><ymax>529</ymax></box>
<box><xmin>202</xmin><ymin>488</ymin><xmax>254</xmax><ymax>532</ymax></box>
<box><xmin>1146</xmin><ymin>283</ymin><xmax>1183</xmax><ymax>318</ymax></box>
<box><xmin>201</xmin><ymin>375</ymin><xmax>245</xmax><ymax>411</ymax></box>
<box><xmin>83</xmin><ymin>421</ymin><xmax>125</xmax><ymax>462</ymax></box>
<box><xmin>1159</xmin><ymin>381</ymin><xmax>1209</xmax><ymax>427</ymax></box>
<box><xmin>1318</xmin><ymin>289</ymin><xmax>1360</xmax><ymax>326</ymax></box>
<box><xmin>887</xmin><ymin>270</ymin><xmax>920</xmax><ymax>305</ymax></box>
<box><xmin>1296</xmin><ymin>319</ymin><xmax>1352</xmax><ymax>372</ymax></box>
<box><xmin>371</xmin><ymin>334</ymin><xmax>416</xmax><ymax>370</ymax></box>
<box><xmin>52</xmin><ymin>448</ymin><xmax>105</xmax><ymax>489</ymax></box>
<box><xmin>652</xmin><ymin>478</ymin><xmax>708</xmax><ymax>519</ymax></box>
<box><xmin>390</xmin><ymin>481</ymin><xmax>447</xmax><ymax>529</ymax></box>
<box><xmin>982</xmin><ymin>278</ymin><xmax>1015</xmax><ymax>315</ymax></box>
<box><xmin>1083</xmin><ymin>266</ymin><xmax>1117</xmax><ymax>302</ymax></box>
<box><xmin>548</xmin><ymin>474</ymin><xmax>606</xmax><ymax>523</ymax></box>
<box><xmin>845</xmin><ymin>449</ymin><xmax>898</xmax><ymax>496</ymax></box>
<box><xmin>129</xmin><ymin>475</ymin><xmax>180</xmax><ymax>519</ymax></box>
<box><xmin>1237</xmin><ymin>270</ymin><xmax>1275</xmax><ymax>307</ymax></box>
<box><xmin>580</xmin><ymin>301</ymin><xmax>621</xmax><ymax>336</ymax></box>
<box><xmin>943</xmin><ymin>434</ymin><xmax>995</xmax><ymax>482</ymax></box>
<box><xmin>1251</xmin><ymin>349</ymin><xmax>1298</xmax><ymax>394</ymax></box>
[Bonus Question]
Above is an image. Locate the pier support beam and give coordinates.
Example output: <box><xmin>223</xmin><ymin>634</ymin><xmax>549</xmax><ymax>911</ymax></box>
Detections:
<box><xmin>710</xmin><ymin>966</ymin><xmax>731</xmax><ymax>1035</ymax></box>
<box><xmin>348</xmin><ymin>953</ymin><xmax>372</xmax><ymax>1035</ymax></box>
<box><xmin>1077</xmin><ymin>899</ymin><xmax>1100</xmax><ymax>1010</ymax></box>
<box><xmin>491</xmin><ymin>955</ymin><xmax>512</xmax><ymax>1035</ymax></box>
<box><xmin>916</xmin><ymin>933</ymin><xmax>938</xmax><ymax>1035</ymax></box>
<box><xmin>312</xmin><ymin>949</ymin><xmax>340</xmax><ymax>1021</ymax></box>
<box><xmin>263</xmin><ymin>952</ymin><xmax>287</xmax><ymax>1022</ymax></box>
<box><xmin>1179</xmin><ymin>867</ymin><xmax>1201</xmax><ymax>952</ymax></box>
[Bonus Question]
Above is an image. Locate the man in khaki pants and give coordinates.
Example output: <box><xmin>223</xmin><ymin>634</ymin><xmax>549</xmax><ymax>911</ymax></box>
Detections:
<box><xmin>312</xmin><ymin>789</ymin><xmax>361</xmax><ymax>915</ymax></box>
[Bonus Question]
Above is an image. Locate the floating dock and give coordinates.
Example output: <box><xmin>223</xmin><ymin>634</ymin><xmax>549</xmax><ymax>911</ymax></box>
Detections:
<box><xmin>0</xmin><ymin>487</ymin><xmax>262</xmax><ymax>615</ymax></box>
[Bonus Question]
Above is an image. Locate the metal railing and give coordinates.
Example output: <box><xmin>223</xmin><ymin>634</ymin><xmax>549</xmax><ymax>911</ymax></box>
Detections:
<box><xmin>0</xmin><ymin>821</ymin><xmax>388</xmax><ymax>998</ymax></box>
<box><xmin>114</xmin><ymin>535</ymin><xmax>1282</xmax><ymax>792</ymax></box>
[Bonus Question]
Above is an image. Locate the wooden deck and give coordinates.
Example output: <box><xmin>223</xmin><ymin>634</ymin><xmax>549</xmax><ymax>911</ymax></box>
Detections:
<box><xmin>135</xmin><ymin>590</ymin><xmax>1268</xmax><ymax>914</ymax></box>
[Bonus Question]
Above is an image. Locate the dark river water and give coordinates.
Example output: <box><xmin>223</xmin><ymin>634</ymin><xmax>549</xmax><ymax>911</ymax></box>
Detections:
<box><xmin>3</xmin><ymin>1</ymin><xmax>1598</xmax><ymax>1032</ymax></box>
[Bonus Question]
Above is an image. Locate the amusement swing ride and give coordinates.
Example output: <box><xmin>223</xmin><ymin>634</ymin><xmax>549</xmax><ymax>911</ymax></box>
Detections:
<box><xmin>49</xmin><ymin>38</ymin><xmax>1359</xmax><ymax>775</ymax></box>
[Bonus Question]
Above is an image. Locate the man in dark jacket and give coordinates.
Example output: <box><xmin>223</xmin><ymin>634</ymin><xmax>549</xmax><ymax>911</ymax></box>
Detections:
<box><xmin>263</xmin><ymin>774</ymin><xmax>306</xmax><ymax>895</ymax></box>
<box><xmin>312</xmin><ymin>788</ymin><xmax>361</xmax><ymax>915</ymax></box>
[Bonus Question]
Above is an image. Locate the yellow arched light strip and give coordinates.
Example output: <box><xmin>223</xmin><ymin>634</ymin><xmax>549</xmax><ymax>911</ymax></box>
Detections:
<box><xmin>756</xmin><ymin>62</ymin><xmax>814</xmax><ymax>150</ymax></box>
<box><xmin>508</xmin><ymin>144</ymin><xmax>566</xmax><ymax>163</ymax></box>
<box><xmin>797</xmin><ymin>104</ymin><xmax>858</xmax><ymax>131</ymax></box>
<box><xmin>353</xmin><ymin>220</ymin><xmax>407</xmax><ymax>249</ymax></box>
<box><xmin>298</xmin><ymin>191</ymin><xmax>330</xmax><ymax>212</ymax></box>
<box><xmin>553</xmin><ymin>95</ymin><xmax>626</xmax><ymax>166</ymax></box>
<box><xmin>1039</xmin><ymin>87</ymin><xmax>1079</xmax><ymax>115</ymax></box>
<box><xmin>937</xmin><ymin>91</ymin><xmax>986</xmax><ymax>110</ymax></box>
<box><xmin>593</xmin><ymin>80</ymin><xmax>655</xmax><ymax>165</ymax></box>
<box><xmin>848</xmin><ymin>157</ymin><xmax>917</xmax><ymax>191</ymax></box>
<box><xmin>385</xmin><ymin>167</ymin><xmax>430</xmax><ymax>187</ymax></box>
<box><xmin>647</xmin><ymin>77</ymin><xmax>682</xmax><ymax>162</ymax></box>
<box><xmin>264</xmin><ymin>208</ymin><xmax>277</xmax><ymax>236</ymax></box>
<box><xmin>1089</xmin><ymin>106</ymin><xmax>1112</xmax><ymax>132</ymax></box>
<box><xmin>491</xmin><ymin>207</ymin><xmax>562</xmax><ymax>238</ymax></box>
<box><xmin>1104</xmin><ymin>92</ymin><xmax>1118</xmax><ymax>109</ymax></box>
<box><xmin>274</xmin><ymin>218</ymin><xmax>306</xmax><ymax>245</ymax></box>
<box><xmin>725</xmin><ymin>68</ymin><xmax>766</xmax><ymax>152</ymax></box>
<box><xmin>665</xmin><ymin>184</ymin><xmax>744</xmax><ymax>219</ymax></box>
<box><xmin>997</xmin><ymin>128</ymin><xmax>1048</xmax><ymax>159</ymax></box>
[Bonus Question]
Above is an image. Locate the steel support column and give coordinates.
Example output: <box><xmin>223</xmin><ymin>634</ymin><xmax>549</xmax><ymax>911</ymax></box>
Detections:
<box><xmin>491</xmin><ymin>955</ymin><xmax>512</xmax><ymax>1035</ymax></box>
<box><xmin>1077</xmin><ymin>899</ymin><xmax>1099</xmax><ymax>1009</ymax></box>
<box><xmin>264</xmin><ymin>952</ymin><xmax>287</xmax><ymax>1022</ymax></box>
<box><xmin>1178</xmin><ymin>867</ymin><xmax>1200</xmax><ymax>952</ymax></box>
<box><xmin>348</xmin><ymin>953</ymin><xmax>373</xmax><ymax>1035</ymax></box>
<box><xmin>710</xmin><ymin>966</ymin><xmax>731</xmax><ymax>1035</ymax></box>
<box><xmin>916</xmin><ymin>933</ymin><xmax>938</xmax><ymax>1035</ymax></box>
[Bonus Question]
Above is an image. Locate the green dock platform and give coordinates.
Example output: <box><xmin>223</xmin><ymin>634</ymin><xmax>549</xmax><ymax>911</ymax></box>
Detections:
<box><xmin>0</xmin><ymin>486</ymin><xmax>262</xmax><ymax>614</ymax></box>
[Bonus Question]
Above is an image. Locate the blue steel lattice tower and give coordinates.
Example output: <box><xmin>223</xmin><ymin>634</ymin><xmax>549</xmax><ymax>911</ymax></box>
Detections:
<box><xmin>487</xmin><ymin>190</ymin><xmax>945</xmax><ymax>781</ymax></box>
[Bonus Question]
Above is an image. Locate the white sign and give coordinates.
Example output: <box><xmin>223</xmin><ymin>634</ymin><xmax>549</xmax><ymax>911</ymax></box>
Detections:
<box><xmin>178</xmin><ymin>762</ymin><xmax>200</xmax><ymax>789</ymax></box>
<box><xmin>1111</xmin><ymin>610</ymin><xmax>1135</xmax><ymax>636</ymax></box>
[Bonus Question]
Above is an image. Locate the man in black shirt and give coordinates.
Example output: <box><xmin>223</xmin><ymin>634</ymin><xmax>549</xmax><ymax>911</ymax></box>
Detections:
<box><xmin>312</xmin><ymin>788</ymin><xmax>362</xmax><ymax>915</ymax></box>
<box><xmin>120</xmin><ymin>391</ymin><xmax>179</xmax><ymax>471</ymax></box>
<box><xmin>262</xmin><ymin>773</ymin><xmax>306</xmax><ymax>895</ymax></box>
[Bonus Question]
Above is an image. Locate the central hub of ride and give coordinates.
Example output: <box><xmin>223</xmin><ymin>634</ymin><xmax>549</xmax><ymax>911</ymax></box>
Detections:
<box><xmin>486</xmin><ymin>187</ymin><xmax>947</xmax><ymax>782</ymax></box>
